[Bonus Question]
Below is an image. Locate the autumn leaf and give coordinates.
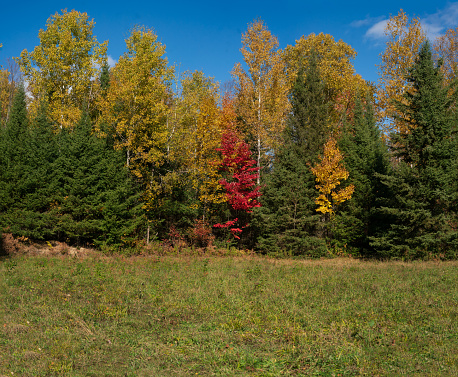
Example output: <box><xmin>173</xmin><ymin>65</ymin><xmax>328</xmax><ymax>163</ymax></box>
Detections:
<box><xmin>232</xmin><ymin>19</ymin><xmax>290</xmax><ymax>184</ymax></box>
<box><xmin>311</xmin><ymin>135</ymin><xmax>354</xmax><ymax>214</ymax></box>
<box><xmin>214</xmin><ymin>102</ymin><xmax>261</xmax><ymax>238</ymax></box>
<box><xmin>96</xmin><ymin>26</ymin><xmax>173</xmax><ymax>209</ymax></box>
<box><xmin>169</xmin><ymin>71</ymin><xmax>225</xmax><ymax>207</ymax></box>
<box><xmin>377</xmin><ymin>9</ymin><xmax>426</xmax><ymax>137</ymax></box>
<box><xmin>16</xmin><ymin>9</ymin><xmax>108</xmax><ymax>129</ymax></box>
<box><xmin>434</xmin><ymin>27</ymin><xmax>458</xmax><ymax>86</ymax></box>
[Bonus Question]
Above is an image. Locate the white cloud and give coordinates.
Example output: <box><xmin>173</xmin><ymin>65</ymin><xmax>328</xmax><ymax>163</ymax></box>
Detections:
<box><xmin>107</xmin><ymin>55</ymin><xmax>117</xmax><ymax>68</ymax></box>
<box><xmin>355</xmin><ymin>2</ymin><xmax>458</xmax><ymax>42</ymax></box>
<box><xmin>351</xmin><ymin>16</ymin><xmax>386</xmax><ymax>29</ymax></box>
<box><xmin>425</xmin><ymin>2</ymin><xmax>458</xmax><ymax>28</ymax></box>
<box><xmin>421</xmin><ymin>22</ymin><xmax>444</xmax><ymax>41</ymax></box>
<box><xmin>365</xmin><ymin>19</ymin><xmax>388</xmax><ymax>39</ymax></box>
<box><xmin>421</xmin><ymin>2</ymin><xmax>458</xmax><ymax>40</ymax></box>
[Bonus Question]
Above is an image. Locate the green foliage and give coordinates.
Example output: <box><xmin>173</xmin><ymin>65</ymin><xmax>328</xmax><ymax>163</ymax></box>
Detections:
<box><xmin>3</xmin><ymin>101</ymin><xmax>59</xmax><ymax>240</ymax></box>
<box><xmin>51</xmin><ymin>111</ymin><xmax>144</xmax><ymax>247</ymax></box>
<box><xmin>1</xmin><ymin>105</ymin><xmax>143</xmax><ymax>248</ymax></box>
<box><xmin>256</xmin><ymin>52</ymin><xmax>329</xmax><ymax>257</ymax></box>
<box><xmin>99</xmin><ymin>60</ymin><xmax>110</xmax><ymax>93</ymax></box>
<box><xmin>0</xmin><ymin>84</ymin><xmax>30</xmax><ymax>219</ymax></box>
<box><xmin>370</xmin><ymin>42</ymin><xmax>458</xmax><ymax>259</ymax></box>
<box><xmin>335</xmin><ymin>93</ymin><xmax>390</xmax><ymax>255</ymax></box>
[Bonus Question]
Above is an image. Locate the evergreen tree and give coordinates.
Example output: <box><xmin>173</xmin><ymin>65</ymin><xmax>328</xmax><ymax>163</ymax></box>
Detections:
<box><xmin>256</xmin><ymin>52</ymin><xmax>330</xmax><ymax>256</ymax></box>
<box><xmin>4</xmin><ymin>101</ymin><xmax>59</xmax><ymax>239</ymax></box>
<box><xmin>50</xmin><ymin>111</ymin><xmax>143</xmax><ymax>247</ymax></box>
<box><xmin>100</xmin><ymin>61</ymin><xmax>110</xmax><ymax>93</ymax></box>
<box><xmin>3</xmin><ymin>106</ymin><xmax>143</xmax><ymax>248</ymax></box>
<box><xmin>370</xmin><ymin>42</ymin><xmax>458</xmax><ymax>259</ymax></box>
<box><xmin>335</xmin><ymin>93</ymin><xmax>390</xmax><ymax>255</ymax></box>
<box><xmin>0</xmin><ymin>84</ymin><xmax>30</xmax><ymax>226</ymax></box>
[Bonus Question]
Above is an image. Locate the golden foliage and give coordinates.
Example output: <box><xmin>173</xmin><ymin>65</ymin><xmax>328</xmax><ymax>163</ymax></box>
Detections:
<box><xmin>96</xmin><ymin>26</ymin><xmax>173</xmax><ymax>206</ymax></box>
<box><xmin>0</xmin><ymin>69</ymin><xmax>14</xmax><ymax>125</ymax></box>
<box><xmin>171</xmin><ymin>70</ymin><xmax>226</xmax><ymax>206</ymax></box>
<box><xmin>311</xmin><ymin>136</ymin><xmax>354</xmax><ymax>214</ymax></box>
<box><xmin>434</xmin><ymin>27</ymin><xmax>458</xmax><ymax>85</ymax></box>
<box><xmin>16</xmin><ymin>9</ymin><xmax>107</xmax><ymax>129</ymax></box>
<box><xmin>284</xmin><ymin>33</ymin><xmax>369</xmax><ymax>128</ymax></box>
<box><xmin>232</xmin><ymin>19</ymin><xmax>290</xmax><ymax>181</ymax></box>
<box><xmin>377</xmin><ymin>10</ymin><xmax>426</xmax><ymax>136</ymax></box>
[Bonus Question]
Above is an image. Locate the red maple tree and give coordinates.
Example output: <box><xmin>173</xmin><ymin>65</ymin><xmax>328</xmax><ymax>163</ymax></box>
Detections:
<box><xmin>214</xmin><ymin>96</ymin><xmax>261</xmax><ymax>239</ymax></box>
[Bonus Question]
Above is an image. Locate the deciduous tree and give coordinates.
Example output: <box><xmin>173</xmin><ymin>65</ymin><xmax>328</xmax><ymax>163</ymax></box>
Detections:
<box><xmin>311</xmin><ymin>136</ymin><xmax>354</xmax><ymax>216</ymax></box>
<box><xmin>434</xmin><ymin>27</ymin><xmax>458</xmax><ymax>85</ymax></box>
<box><xmin>96</xmin><ymin>26</ymin><xmax>173</xmax><ymax>212</ymax></box>
<box><xmin>377</xmin><ymin>10</ymin><xmax>426</xmax><ymax>136</ymax></box>
<box><xmin>214</xmin><ymin>115</ymin><xmax>260</xmax><ymax>240</ymax></box>
<box><xmin>172</xmin><ymin>71</ymin><xmax>225</xmax><ymax>209</ymax></box>
<box><xmin>284</xmin><ymin>33</ymin><xmax>369</xmax><ymax>128</ymax></box>
<box><xmin>232</xmin><ymin>19</ymin><xmax>290</xmax><ymax>184</ymax></box>
<box><xmin>17</xmin><ymin>9</ymin><xmax>108</xmax><ymax>128</ymax></box>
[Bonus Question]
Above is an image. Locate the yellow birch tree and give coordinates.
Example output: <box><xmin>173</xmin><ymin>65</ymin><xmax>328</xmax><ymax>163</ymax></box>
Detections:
<box><xmin>284</xmin><ymin>33</ymin><xmax>369</xmax><ymax>129</ymax></box>
<box><xmin>377</xmin><ymin>10</ymin><xmax>426</xmax><ymax>136</ymax></box>
<box><xmin>171</xmin><ymin>70</ymin><xmax>226</xmax><ymax>209</ymax></box>
<box><xmin>96</xmin><ymin>26</ymin><xmax>174</xmax><ymax>209</ymax></box>
<box><xmin>311</xmin><ymin>135</ymin><xmax>354</xmax><ymax>215</ymax></box>
<box><xmin>16</xmin><ymin>9</ymin><xmax>107</xmax><ymax>129</ymax></box>
<box><xmin>0</xmin><ymin>69</ymin><xmax>13</xmax><ymax>126</ymax></box>
<box><xmin>434</xmin><ymin>27</ymin><xmax>458</xmax><ymax>85</ymax></box>
<box><xmin>232</xmin><ymin>19</ymin><xmax>290</xmax><ymax>184</ymax></box>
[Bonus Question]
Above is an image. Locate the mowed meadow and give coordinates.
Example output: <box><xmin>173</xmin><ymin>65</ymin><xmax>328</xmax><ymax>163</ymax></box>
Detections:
<box><xmin>1</xmin><ymin>252</ymin><xmax>457</xmax><ymax>376</ymax></box>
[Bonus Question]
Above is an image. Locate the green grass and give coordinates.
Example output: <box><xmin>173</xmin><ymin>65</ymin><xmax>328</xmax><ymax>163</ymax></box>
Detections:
<box><xmin>1</xmin><ymin>254</ymin><xmax>457</xmax><ymax>376</ymax></box>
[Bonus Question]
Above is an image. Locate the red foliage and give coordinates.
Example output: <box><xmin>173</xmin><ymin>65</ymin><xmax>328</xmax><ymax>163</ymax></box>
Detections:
<box><xmin>188</xmin><ymin>219</ymin><xmax>215</xmax><ymax>247</ymax></box>
<box><xmin>213</xmin><ymin>218</ymin><xmax>244</xmax><ymax>239</ymax></box>
<box><xmin>218</xmin><ymin>128</ymin><xmax>261</xmax><ymax>211</ymax></box>
<box><xmin>213</xmin><ymin>102</ymin><xmax>261</xmax><ymax>239</ymax></box>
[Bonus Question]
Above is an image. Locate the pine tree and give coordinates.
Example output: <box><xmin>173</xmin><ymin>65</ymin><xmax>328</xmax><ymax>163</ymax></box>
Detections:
<box><xmin>100</xmin><ymin>61</ymin><xmax>110</xmax><ymax>93</ymax></box>
<box><xmin>371</xmin><ymin>42</ymin><xmax>458</xmax><ymax>259</ymax></box>
<box><xmin>256</xmin><ymin>52</ymin><xmax>330</xmax><ymax>256</ymax></box>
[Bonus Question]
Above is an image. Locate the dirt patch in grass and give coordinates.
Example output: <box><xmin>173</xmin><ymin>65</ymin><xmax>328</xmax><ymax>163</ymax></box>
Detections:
<box><xmin>0</xmin><ymin>233</ymin><xmax>94</xmax><ymax>259</ymax></box>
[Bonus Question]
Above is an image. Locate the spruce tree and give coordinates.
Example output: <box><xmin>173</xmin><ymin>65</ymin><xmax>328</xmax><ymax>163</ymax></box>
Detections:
<box><xmin>100</xmin><ymin>61</ymin><xmax>110</xmax><ymax>93</ymax></box>
<box><xmin>3</xmin><ymin>107</ymin><xmax>143</xmax><ymax>248</ymax></box>
<box><xmin>335</xmin><ymin>93</ymin><xmax>390</xmax><ymax>255</ymax></box>
<box><xmin>370</xmin><ymin>42</ymin><xmax>458</xmax><ymax>259</ymax></box>
<box><xmin>51</xmin><ymin>111</ymin><xmax>143</xmax><ymax>247</ymax></box>
<box><xmin>256</xmin><ymin>52</ymin><xmax>330</xmax><ymax>256</ymax></box>
<box><xmin>5</xmin><ymin>101</ymin><xmax>59</xmax><ymax>240</ymax></box>
<box><xmin>0</xmin><ymin>84</ymin><xmax>30</xmax><ymax>226</ymax></box>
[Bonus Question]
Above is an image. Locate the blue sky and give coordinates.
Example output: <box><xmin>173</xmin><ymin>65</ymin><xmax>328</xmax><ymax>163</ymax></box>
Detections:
<box><xmin>1</xmin><ymin>1</ymin><xmax>458</xmax><ymax>87</ymax></box>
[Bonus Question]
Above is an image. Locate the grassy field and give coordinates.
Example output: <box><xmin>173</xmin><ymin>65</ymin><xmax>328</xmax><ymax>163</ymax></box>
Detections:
<box><xmin>0</xmin><ymin>252</ymin><xmax>457</xmax><ymax>376</ymax></box>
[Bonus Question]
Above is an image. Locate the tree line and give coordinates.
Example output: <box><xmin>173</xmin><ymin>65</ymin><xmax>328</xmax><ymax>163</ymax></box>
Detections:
<box><xmin>0</xmin><ymin>9</ymin><xmax>457</xmax><ymax>259</ymax></box>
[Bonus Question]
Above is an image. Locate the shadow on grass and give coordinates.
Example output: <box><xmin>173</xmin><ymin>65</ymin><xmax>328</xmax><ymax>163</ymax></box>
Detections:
<box><xmin>0</xmin><ymin>233</ymin><xmax>6</xmax><ymax>257</ymax></box>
